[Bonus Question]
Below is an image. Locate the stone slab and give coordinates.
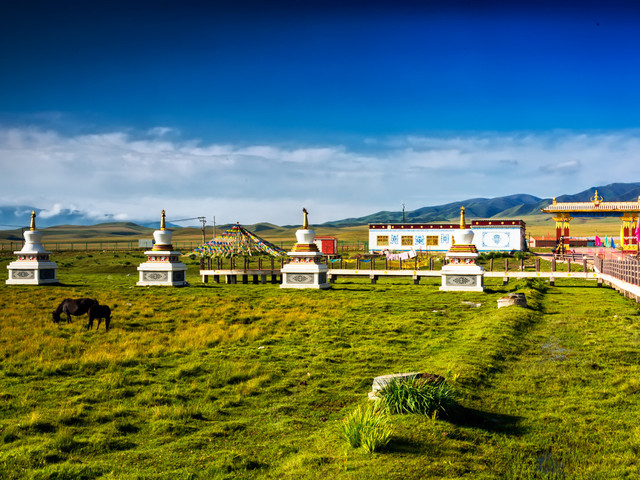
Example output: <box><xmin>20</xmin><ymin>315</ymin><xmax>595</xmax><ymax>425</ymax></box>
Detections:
<box><xmin>497</xmin><ymin>293</ymin><xmax>528</xmax><ymax>308</ymax></box>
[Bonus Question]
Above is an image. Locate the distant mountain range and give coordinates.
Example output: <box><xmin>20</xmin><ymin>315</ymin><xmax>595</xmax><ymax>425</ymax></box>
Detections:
<box><xmin>318</xmin><ymin>182</ymin><xmax>640</xmax><ymax>227</ymax></box>
<box><xmin>0</xmin><ymin>207</ymin><xmax>186</xmax><ymax>231</ymax></box>
<box><xmin>1</xmin><ymin>182</ymin><xmax>639</xmax><ymax>231</ymax></box>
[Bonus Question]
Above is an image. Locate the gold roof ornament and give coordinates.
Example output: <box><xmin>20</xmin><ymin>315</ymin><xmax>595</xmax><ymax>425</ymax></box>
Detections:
<box><xmin>590</xmin><ymin>190</ymin><xmax>603</xmax><ymax>206</ymax></box>
<box><xmin>552</xmin><ymin>197</ymin><xmax>557</xmax><ymax>205</ymax></box>
<box><xmin>30</xmin><ymin>211</ymin><xmax>36</xmax><ymax>231</ymax></box>
<box><xmin>459</xmin><ymin>206</ymin><xmax>466</xmax><ymax>229</ymax></box>
<box><xmin>302</xmin><ymin>208</ymin><xmax>309</xmax><ymax>229</ymax></box>
<box><xmin>160</xmin><ymin>210</ymin><xmax>166</xmax><ymax>230</ymax></box>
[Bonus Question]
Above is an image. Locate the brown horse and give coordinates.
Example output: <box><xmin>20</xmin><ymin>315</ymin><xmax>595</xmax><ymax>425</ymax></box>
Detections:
<box><xmin>52</xmin><ymin>298</ymin><xmax>99</xmax><ymax>324</ymax></box>
<box><xmin>88</xmin><ymin>304</ymin><xmax>111</xmax><ymax>331</ymax></box>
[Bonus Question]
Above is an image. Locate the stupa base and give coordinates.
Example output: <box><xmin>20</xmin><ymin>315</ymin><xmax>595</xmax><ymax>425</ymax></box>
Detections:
<box><xmin>439</xmin><ymin>265</ymin><xmax>485</xmax><ymax>292</ymax></box>
<box><xmin>137</xmin><ymin>251</ymin><xmax>188</xmax><ymax>287</ymax></box>
<box><xmin>6</xmin><ymin>260</ymin><xmax>59</xmax><ymax>285</ymax></box>
<box><xmin>280</xmin><ymin>262</ymin><xmax>330</xmax><ymax>290</ymax></box>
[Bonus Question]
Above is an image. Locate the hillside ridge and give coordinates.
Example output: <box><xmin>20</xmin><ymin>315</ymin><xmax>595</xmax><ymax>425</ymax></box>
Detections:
<box><xmin>1</xmin><ymin>182</ymin><xmax>639</xmax><ymax>231</ymax></box>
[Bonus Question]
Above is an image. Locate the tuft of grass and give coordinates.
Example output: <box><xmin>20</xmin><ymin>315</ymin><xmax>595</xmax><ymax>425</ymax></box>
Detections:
<box><xmin>30</xmin><ymin>463</ymin><xmax>103</xmax><ymax>480</ymax></box>
<box><xmin>52</xmin><ymin>428</ymin><xmax>83</xmax><ymax>453</ymax></box>
<box><xmin>150</xmin><ymin>403</ymin><xmax>203</xmax><ymax>421</ymax></box>
<box><xmin>25</xmin><ymin>410</ymin><xmax>56</xmax><ymax>433</ymax></box>
<box><xmin>379</xmin><ymin>377</ymin><xmax>457</xmax><ymax>418</ymax></box>
<box><xmin>56</xmin><ymin>405</ymin><xmax>86</xmax><ymax>426</ymax></box>
<box><xmin>342</xmin><ymin>404</ymin><xmax>393</xmax><ymax>453</ymax></box>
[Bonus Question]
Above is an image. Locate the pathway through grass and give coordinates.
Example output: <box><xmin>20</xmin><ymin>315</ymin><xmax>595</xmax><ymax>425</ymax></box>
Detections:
<box><xmin>461</xmin><ymin>282</ymin><xmax>640</xmax><ymax>479</ymax></box>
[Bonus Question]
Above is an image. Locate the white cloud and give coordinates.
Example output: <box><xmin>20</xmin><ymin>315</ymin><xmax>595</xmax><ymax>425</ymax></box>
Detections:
<box><xmin>148</xmin><ymin>126</ymin><xmax>175</xmax><ymax>137</ymax></box>
<box><xmin>539</xmin><ymin>160</ymin><xmax>582</xmax><ymax>174</ymax></box>
<box><xmin>38</xmin><ymin>203</ymin><xmax>74</xmax><ymax>219</ymax></box>
<box><xmin>1</xmin><ymin>127</ymin><xmax>639</xmax><ymax>225</ymax></box>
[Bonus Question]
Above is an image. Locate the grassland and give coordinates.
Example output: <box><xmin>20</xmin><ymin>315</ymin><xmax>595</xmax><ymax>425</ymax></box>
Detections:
<box><xmin>1</xmin><ymin>251</ymin><xmax>639</xmax><ymax>479</ymax></box>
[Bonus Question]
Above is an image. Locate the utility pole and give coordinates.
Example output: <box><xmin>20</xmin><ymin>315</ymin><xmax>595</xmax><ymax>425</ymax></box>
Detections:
<box><xmin>402</xmin><ymin>203</ymin><xmax>406</xmax><ymax>224</ymax></box>
<box><xmin>213</xmin><ymin>216</ymin><xmax>216</xmax><ymax>240</ymax></box>
<box><xmin>197</xmin><ymin>216</ymin><xmax>206</xmax><ymax>244</ymax></box>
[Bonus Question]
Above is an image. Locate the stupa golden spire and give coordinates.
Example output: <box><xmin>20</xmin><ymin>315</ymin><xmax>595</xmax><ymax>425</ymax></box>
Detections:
<box><xmin>30</xmin><ymin>211</ymin><xmax>36</xmax><ymax>231</ymax></box>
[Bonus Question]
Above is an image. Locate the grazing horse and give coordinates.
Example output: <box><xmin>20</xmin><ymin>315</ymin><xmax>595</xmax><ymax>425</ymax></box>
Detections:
<box><xmin>88</xmin><ymin>304</ymin><xmax>111</xmax><ymax>331</ymax></box>
<box><xmin>52</xmin><ymin>298</ymin><xmax>99</xmax><ymax>324</ymax></box>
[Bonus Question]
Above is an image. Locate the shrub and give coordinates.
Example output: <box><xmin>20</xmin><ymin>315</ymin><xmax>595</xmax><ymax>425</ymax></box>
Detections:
<box><xmin>379</xmin><ymin>377</ymin><xmax>457</xmax><ymax>417</ymax></box>
<box><xmin>342</xmin><ymin>404</ymin><xmax>392</xmax><ymax>453</ymax></box>
<box><xmin>513</xmin><ymin>251</ymin><xmax>527</xmax><ymax>261</ymax></box>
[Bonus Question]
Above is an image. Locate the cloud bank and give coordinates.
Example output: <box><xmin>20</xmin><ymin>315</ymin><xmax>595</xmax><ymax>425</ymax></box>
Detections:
<box><xmin>1</xmin><ymin>127</ymin><xmax>639</xmax><ymax>225</ymax></box>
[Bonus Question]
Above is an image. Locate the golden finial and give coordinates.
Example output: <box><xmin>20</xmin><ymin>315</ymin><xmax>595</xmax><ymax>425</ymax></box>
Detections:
<box><xmin>552</xmin><ymin>197</ymin><xmax>557</xmax><ymax>205</ymax></box>
<box><xmin>459</xmin><ymin>206</ymin><xmax>466</xmax><ymax>229</ymax></box>
<box><xmin>590</xmin><ymin>190</ymin><xmax>603</xmax><ymax>206</ymax></box>
<box><xmin>160</xmin><ymin>210</ymin><xmax>166</xmax><ymax>230</ymax></box>
<box><xmin>30</xmin><ymin>211</ymin><xmax>36</xmax><ymax>231</ymax></box>
<box><xmin>302</xmin><ymin>208</ymin><xmax>309</xmax><ymax>229</ymax></box>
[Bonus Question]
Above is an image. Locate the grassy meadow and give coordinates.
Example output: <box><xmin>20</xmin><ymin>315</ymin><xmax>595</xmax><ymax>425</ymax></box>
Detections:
<box><xmin>1</xmin><ymin>251</ymin><xmax>640</xmax><ymax>479</ymax></box>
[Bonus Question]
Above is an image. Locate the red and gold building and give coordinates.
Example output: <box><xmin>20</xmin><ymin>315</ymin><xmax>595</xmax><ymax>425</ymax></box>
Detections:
<box><xmin>541</xmin><ymin>191</ymin><xmax>639</xmax><ymax>254</ymax></box>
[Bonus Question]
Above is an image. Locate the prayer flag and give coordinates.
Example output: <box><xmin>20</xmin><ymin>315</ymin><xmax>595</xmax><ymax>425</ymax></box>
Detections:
<box><xmin>611</xmin><ymin>238</ymin><xmax>616</xmax><ymax>249</ymax></box>
<box><xmin>636</xmin><ymin>221</ymin><xmax>640</xmax><ymax>242</ymax></box>
<box><xmin>604</xmin><ymin>236</ymin><xmax>609</xmax><ymax>248</ymax></box>
<box><xmin>595</xmin><ymin>236</ymin><xmax>601</xmax><ymax>247</ymax></box>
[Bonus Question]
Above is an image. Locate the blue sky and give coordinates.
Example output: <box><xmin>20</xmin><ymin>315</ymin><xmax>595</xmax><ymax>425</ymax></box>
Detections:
<box><xmin>1</xmin><ymin>1</ymin><xmax>640</xmax><ymax>226</ymax></box>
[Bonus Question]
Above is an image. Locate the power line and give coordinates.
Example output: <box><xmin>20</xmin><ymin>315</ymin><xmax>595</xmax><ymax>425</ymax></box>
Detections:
<box><xmin>138</xmin><ymin>217</ymin><xmax>201</xmax><ymax>227</ymax></box>
<box><xmin>168</xmin><ymin>217</ymin><xmax>201</xmax><ymax>223</ymax></box>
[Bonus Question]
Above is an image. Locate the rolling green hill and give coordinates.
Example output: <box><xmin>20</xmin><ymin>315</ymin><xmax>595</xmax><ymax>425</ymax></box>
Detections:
<box><xmin>321</xmin><ymin>182</ymin><xmax>640</xmax><ymax>227</ymax></box>
<box><xmin>1</xmin><ymin>182</ymin><xmax>638</xmax><ymax>245</ymax></box>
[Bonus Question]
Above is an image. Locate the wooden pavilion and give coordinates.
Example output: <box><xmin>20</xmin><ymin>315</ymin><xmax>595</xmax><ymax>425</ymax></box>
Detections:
<box><xmin>541</xmin><ymin>191</ymin><xmax>640</xmax><ymax>253</ymax></box>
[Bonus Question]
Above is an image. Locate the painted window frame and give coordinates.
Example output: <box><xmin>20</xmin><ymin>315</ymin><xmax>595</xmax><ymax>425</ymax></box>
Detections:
<box><xmin>377</xmin><ymin>235</ymin><xmax>389</xmax><ymax>246</ymax></box>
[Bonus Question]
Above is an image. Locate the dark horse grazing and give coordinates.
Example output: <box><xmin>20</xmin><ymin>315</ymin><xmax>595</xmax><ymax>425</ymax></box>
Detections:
<box><xmin>88</xmin><ymin>304</ymin><xmax>111</xmax><ymax>331</ymax></box>
<box><xmin>52</xmin><ymin>298</ymin><xmax>99</xmax><ymax>324</ymax></box>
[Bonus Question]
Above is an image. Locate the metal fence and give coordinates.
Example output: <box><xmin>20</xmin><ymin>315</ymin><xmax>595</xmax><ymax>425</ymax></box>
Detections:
<box><xmin>0</xmin><ymin>241</ymin><xmax>203</xmax><ymax>252</ymax></box>
<box><xmin>1</xmin><ymin>239</ymin><xmax>370</xmax><ymax>254</ymax></box>
<box><xmin>594</xmin><ymin>256</ymin><xmax>640</xmax><ymax>286</ymax></box>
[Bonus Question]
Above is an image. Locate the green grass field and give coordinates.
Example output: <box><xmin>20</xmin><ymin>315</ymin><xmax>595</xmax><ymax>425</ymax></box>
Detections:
<box><xmin>1</xmin><ymin>251</ymin><xmax>639</xmax><ymax>479</ymax></box>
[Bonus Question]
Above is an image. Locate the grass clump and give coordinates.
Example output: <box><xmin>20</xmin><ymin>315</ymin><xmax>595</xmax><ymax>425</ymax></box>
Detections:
<box><xmin>342</xmin><ymin>404</ymin><xmax>392</xmax><ymax>453</ymax></box>
<box><xmin>379</xmin><ymin>376</ymin><xmax>457</xmax><ymax>418</ymax></box>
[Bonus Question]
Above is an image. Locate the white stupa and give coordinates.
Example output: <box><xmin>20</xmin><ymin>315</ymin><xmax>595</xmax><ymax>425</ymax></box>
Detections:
<box><xmin>280</xmin><ymin>208</ymin><xmax>330</xmax><ymax>289</ymax></box>
<box><xmin>6</xmin><ymin>211</ymin><xmax>58</xmax><ymax>285</ymax></box>
<box><xmin>137</xmin><ymin>210</ymin><xmax>188</xmax><ymax>287</ymax></box>
<box><xmin>440</xmin><ymin>207</ymin><xmax>485</xmax><ymax>292</ymax></box>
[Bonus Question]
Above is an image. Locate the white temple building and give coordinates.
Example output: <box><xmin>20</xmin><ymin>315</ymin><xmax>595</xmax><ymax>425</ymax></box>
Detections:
<box><xmin>368</xmin><ymin>219</ymin><xmax>526</xmax><ymax>254</ymax></box>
